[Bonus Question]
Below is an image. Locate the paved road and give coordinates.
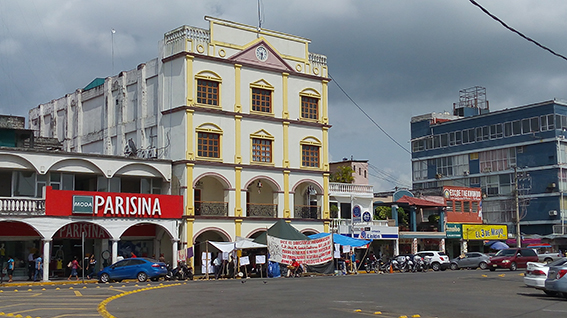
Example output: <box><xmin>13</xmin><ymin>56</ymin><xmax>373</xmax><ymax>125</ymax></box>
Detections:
<box><xmin>1</xmin><ymin>270</ymin><xmax>567</xmax><ymax>317</ymax></box>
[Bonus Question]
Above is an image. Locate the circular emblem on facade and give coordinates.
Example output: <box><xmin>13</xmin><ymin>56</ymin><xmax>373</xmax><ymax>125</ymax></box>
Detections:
<box><xmin>443</xmin><ymin>189</ymin><xmax>451</xmax><ymax>199</ymax></box>
<box><xmin>101</xmin><ymin>250</ymin><xmax>110</xmax><ymax>260</ymax></box>
<box><xmin>362</xmin><ymin>211</ymin><xmax>372</xmax><ymax>222</ymax></box>
<box><xmin>353</xmin><ymin>205</ymin><xmax>361</xmax><ymax>217</ymax></box>
<box><xmin>255</xmin><ymin>46</ymin><xmax>268</xmax><ymax>62</ymax></box>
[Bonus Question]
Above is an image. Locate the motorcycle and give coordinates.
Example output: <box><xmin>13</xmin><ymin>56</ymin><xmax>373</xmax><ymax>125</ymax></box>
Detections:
<box><xmin>363</xmin><ymin>257</ymin><xmax>379</xmax><ymax>273</ymax></box>
<box><xmin>165</xmin><ymin>261</ymin><xmax>194</xmax><ymax>281</ymax></box>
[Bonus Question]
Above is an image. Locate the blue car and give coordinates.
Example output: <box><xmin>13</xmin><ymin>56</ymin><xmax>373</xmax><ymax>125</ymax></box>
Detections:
<box><xmin>98</xmin><ymin>258</ymin><xmax>167</xmax><ymax>283</ymax></box>
<box><xmin>544</xmin><ymin>263</ymin><xmax>567</xmax><ymax>298</ymax></box>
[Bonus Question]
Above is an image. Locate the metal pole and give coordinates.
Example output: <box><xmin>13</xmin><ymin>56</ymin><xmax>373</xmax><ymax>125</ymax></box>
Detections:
<box><xmin>81</xmin><ymin>231</ymin><xmax>85</xmax><ymax>283</ymax></box>
<box><xmin>514</xmin><ymin>166</ymin><xmax>521</xmax><ymax>248</ymax></box>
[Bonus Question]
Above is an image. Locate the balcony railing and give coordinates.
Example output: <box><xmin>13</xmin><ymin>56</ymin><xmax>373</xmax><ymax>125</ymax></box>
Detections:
<box><xmin>553</xmin><ymin>224</ymin><xmax>567</xmax><ymax>235</ymax></box>
<box><xmin>0</xmin><ymin>198</ymin><xmax>45</xmax><ymax>216</ymax></box>
<box><xmin>195</xmin><ymin>201</ymin><xmax>228</xmax><ymax>216</ymax></box>
<box><xmin>247</xmin><ymin>203</ymin><xmax>277</xmax><ymax>218</ymax></box>
<box><xmin>294</xmin><ymin>205</ymin><xmax>320</xmax><ymax>219</ymax></box>
<box><xmin>329</xmin><ymin>182</ymin><xmax>374</xmax><ymax>194</ymax></box>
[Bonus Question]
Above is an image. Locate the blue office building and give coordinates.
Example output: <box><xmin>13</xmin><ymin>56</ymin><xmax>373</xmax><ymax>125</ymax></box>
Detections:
<box><xmin>411</xmin><ymin>90</ymin><xmax>567</xmax><ymax>237</ymax></box>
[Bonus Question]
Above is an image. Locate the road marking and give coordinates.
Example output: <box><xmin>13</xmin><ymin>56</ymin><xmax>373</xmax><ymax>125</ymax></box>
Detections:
<box><xmin>74</xmin><ymin>291</ymin><xmax>83</xmax><ymax>297</ymax></box>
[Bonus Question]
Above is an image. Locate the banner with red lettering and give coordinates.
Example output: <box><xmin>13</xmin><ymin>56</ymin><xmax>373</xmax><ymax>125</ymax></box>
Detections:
<box><xmin>45</xmin><ymin>187</ymin><xmax>183</xmax><ymax>219</ymax></box>
<box><xmin>267</xmin><ymin>235</ymin><xmax>333</xmax><ymax>265</ymax></box>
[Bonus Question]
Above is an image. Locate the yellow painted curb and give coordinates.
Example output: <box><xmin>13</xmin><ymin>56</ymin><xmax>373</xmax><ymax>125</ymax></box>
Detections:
<box><xmin>98</xmin><ymin>283</ymin><xmax>181</xmax><ymax>318</ymax></box>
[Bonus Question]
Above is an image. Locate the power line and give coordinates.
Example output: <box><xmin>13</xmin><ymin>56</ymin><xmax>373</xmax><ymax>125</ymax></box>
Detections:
<box><xmin>329</xmin><ymin>73</ymin><xmax>411</xmax><ymax>154</ymax></box>
<box><xmin>469</xmin><ymin>0</ymin><xmax>567</xmax><ymax>62</ymax></box>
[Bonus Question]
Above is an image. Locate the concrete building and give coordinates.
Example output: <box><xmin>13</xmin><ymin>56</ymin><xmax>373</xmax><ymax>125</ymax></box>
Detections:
<box><xmin>329</xmin><ymin>159</ymin><xmax>399</xmax><ymax>257</ymax></box>
<box><xmin>29</xmin><ymin>17</ymin><xmax>331</xmax><ymax>270</ymax></box>
<box><xmin>0</xmin><ymin>116</ymin><xmax>181</xmax><ymax>282</ymax></box>
<box><xmin>411</xmin><ymin>87</ymin><xmax>567</xmax><ymax>249</ymax></box>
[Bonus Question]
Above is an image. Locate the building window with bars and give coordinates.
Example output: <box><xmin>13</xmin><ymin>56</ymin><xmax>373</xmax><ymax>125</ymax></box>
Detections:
<box><xmin>302</xmin><ymin>145</ymin><xmax>320</xmax><ymax>168</ymax></box>
<box><xmin>197</xmin><ymin>132</ymin><xmax>220</xmax><ymax>158</ymax></box>
<box><xmin>197</xmin><ymin>79</ymin><xmax>219</xmax><ymax>106</ymax></box>
<box><xmin>252</xmin><ymin>138</ymin><xmax>272</xmax><ymax>163</ymax></box>
<box><xmin>252</xmin><ymin>88</ymin><xmax>272</xmax><ymax>113</ymax></box>
<box><xmin>301</xmin><ymin>96</ymin><xmax>319</xmax><ymax>120</ymax></box>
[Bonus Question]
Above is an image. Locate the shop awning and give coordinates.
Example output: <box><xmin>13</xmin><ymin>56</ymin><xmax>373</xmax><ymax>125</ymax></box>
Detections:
<box><xmin>308</xmin><ymin>233</ymin><xmax>370</xmax><ymax>247</ymax></box>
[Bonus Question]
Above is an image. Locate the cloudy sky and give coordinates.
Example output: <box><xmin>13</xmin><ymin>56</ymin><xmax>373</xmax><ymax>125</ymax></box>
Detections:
<box><xmin>2</xmin><ymin>0</ymin><xmax>567</xmax><ymax>191</ymax></box>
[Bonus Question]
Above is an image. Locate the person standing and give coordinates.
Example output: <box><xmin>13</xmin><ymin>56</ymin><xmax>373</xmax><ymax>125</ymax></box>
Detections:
<box><xmin>86</xmin><ymin>254</ymin><xmax>97</xmax><ymax>279</ymax></box>
<box><xmin>68</xmin><ymin>256</ymin><xmax>81</xmax><ymax>281</ymax></box>
<box><xmin>28</xmin><ymin>250</ymin><xmax>35</xmax><ymax>281</ymax></box>
<box><xmin>5</xmin><ymin>255</ymin><xmax>14</xmax><ymax>283</ymax></box>
<box><xmin>213</xmin><ymin>254</ymin><xmax>222</xmax><ymax>279</ymax></box>
<box><xmin>34</xmin><ymin>253</ymin><xmax>43</xmax><ymax>281</ymax></box>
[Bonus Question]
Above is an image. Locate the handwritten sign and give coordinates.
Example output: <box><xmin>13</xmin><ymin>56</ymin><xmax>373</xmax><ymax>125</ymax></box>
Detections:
<box><xmin>267</xmin><ymin>235</ymin><xmax>333</xmax><ymax>265</ymax></box>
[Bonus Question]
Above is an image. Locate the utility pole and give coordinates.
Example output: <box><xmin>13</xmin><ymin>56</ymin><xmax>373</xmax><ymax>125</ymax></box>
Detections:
<box><xmin>513</xmin><ymin>166</ymin><xmax>521</xmax><ymax>248</ymax></box>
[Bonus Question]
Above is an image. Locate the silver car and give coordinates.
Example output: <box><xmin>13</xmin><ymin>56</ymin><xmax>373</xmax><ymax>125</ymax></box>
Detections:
<box><xmin>525</xmin><ymin>258</ymin><xmax>567</xmax><ymax>295</ymax></box>
<box><xmin>450</xmin><ymin>252</ymin><xmax>490</xmax><ymax>270</ymax></box>
<box><xmin>545</xmin><ymin>260</ymin><xmax>567</xmax><ymax>298</ymax></box>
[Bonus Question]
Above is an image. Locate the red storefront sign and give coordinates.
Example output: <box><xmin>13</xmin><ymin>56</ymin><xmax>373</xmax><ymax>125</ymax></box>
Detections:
<box><xmin>443</xmin><ymin>186</ymin><xmax>481</xmax><ymax>201</ymax></box>
<box><xmin>45</xmin><ymin>187</ymin><xmax>183</xmax><ymax>219</ymax></box>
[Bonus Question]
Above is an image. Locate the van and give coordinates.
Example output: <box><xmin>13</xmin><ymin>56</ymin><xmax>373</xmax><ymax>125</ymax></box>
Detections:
<box><xmin>487</xmin><ymin>248</ymin><xmax>538</xmax><ymax>271</ymax></box>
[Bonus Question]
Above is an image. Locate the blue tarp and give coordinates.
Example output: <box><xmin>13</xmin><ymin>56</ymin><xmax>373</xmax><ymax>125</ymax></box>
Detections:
<box><xmin>308</xmin><ymin>233</ymin><xmax>370</xmax><ymax>247</ymax></box>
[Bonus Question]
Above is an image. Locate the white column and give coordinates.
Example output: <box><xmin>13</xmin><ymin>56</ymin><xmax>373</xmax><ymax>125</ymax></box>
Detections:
<box><xmin>42</xmin><ymin>239</ymin><xmax>51</xmax><ymax>282</ymax></box>
<box><xmin>111</xmin><ymin>239</ymin><xmax>119</xmax><ymax>264</ymax></box>
<box><xmin>461</xmin><ymin>240</ymin><xmax>468</xmax><ymax>254</ymax></box>
<box><xmin>394</xmin><ymin>239</ymin><xmax>399</xmax><ymax>256</ymax></box>
<box><xmin>171</xmin><ymin>239</ymin><xmax>179</xmax><ymax>265</ymax></box>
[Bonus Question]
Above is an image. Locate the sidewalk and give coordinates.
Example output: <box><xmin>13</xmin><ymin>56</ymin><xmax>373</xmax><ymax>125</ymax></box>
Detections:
<box><xmin>0</xmin><ymin>276</ymin><xmax>99</xmax><ymax>287</ymax></box>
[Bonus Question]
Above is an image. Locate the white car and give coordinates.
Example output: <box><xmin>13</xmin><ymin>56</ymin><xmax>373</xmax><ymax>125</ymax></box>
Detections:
<box><xmin>524</xmin><ymin>258</ymin><xmax>567</xmax><ymax>295</ymax></box>
<box><xmin>416</xmin><ymin>251</ymin><xmax>450</xmax><ymax>271</ymax></box>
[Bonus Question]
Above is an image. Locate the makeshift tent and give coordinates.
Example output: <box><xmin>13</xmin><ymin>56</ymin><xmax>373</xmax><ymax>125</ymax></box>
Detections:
<box><xmin>253</xmin><ymin>219</ymin><xmax>310</xmax><ymax>244</ymax></box>
<box><xmin>209</xmin><ymin>237</ymin><xmax>266</xmax><ymax>253</ymax></box>
<box><xmin>309</xmin><ymin>233</ymin><xmax>370</xmax><ymax>248</ymax></box>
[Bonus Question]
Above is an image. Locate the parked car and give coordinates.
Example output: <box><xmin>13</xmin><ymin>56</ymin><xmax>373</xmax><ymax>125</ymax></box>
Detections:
<box><xmin>544</xmin><ymin>261</ymin><xmax>567</xmax><ymax>298</ymax></box>
<box><xmin>450</xmin><ymin>252</ymin><xmax>490</xmax><ymax>270</ymax></box>
<box><xmin>487</xmin><ymin>248</ymin><xmax>538</xmax><ymax>271</ymax></box>
<box><xmin>416</xmin><ymin>251</ymin><xmax>450</xmax><ymax>271</ymax></box>
<box><xmin>536</xmin><ymin>251</ymin><xmax>563</xmax><ymax>264</ymax></box>
<box><xmin>98</xmin><ymin>258</ymin><xmax>167</xmax><ymax>283</ymax></box>
<box><xmin>525</xmin><ymin>258</ymin><xmax>567</xmax><ymax>295</ymax></box>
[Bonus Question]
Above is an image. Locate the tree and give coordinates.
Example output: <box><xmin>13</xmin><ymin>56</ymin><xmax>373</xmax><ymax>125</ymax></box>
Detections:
<box><xmin>374</xmin><ymin>206</ymin><xmax>408</xmax><ymax>227</ymax></box>
<box><xmin>330</xmin><ymin>166</ymin><xmax>354</xmax><ymax>183</ymax></box>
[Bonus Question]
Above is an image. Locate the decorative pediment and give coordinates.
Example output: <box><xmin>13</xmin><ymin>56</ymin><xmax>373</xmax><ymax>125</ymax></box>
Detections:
<box><xmin>251</xmin><ymin>129</ymin><xmax>274</xmax><ymax>140</ymax></box>
<box><xmin>250</xmin><ymin>79</ymin><xmax>274</xmax><ymax>90</ymax></box>
<box><xmin>229</xmin><ymin>39</ymin><xmax>294</xmax><ymax>72</ymax></box>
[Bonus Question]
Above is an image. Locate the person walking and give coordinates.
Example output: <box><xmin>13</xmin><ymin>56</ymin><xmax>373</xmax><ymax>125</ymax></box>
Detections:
<box><xmin>28</xmin><ymin>250</ymin><xmax>35</xmax><ymax>281</ymax></box>
<box><xmin>86</xmin><ymin>254</ymin><xmax>97</xmax><ymax>279</ymax></box>
<box><xmin>5</xmin><ymin>255</ymin><xmax>14</xmax><ymax>283</ymax></box>
<box><xmin>68</xmin><ymin>256</ymin><xmax>81</xmax><ymax>280</ymax></box>
<box><xmin>34</xmin><ymin>253</ymin><xmax>43</xmax><ymax>281</ymax></box>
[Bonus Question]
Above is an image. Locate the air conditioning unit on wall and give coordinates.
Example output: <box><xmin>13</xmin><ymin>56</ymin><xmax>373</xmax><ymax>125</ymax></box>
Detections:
<box><xmin>549</xmin><ymin>210</ymin><xmax>558</xmax><ymax>216</ymax></box>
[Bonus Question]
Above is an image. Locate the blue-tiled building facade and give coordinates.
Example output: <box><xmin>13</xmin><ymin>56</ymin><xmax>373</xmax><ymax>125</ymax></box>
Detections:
<box><xmin>411</xmin><ymin>100</ymin><xmax>567</xmax><ymax>236</ymax></box>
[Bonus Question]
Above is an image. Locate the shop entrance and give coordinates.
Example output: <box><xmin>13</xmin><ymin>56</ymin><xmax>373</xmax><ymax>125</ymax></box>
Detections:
<box><xmin>0</xmin><ymin>220</ymin><xmax>41</xmax><ymax>280</ymax></box>
<box><xmin>194</xmin><ymin>230</ymin><xmax>230</xmax><ymax>275</ymax></box>
<box><xmin>52</xmin><ymin>222</ymin><xmax>111</xmax><ymax>278</ymax></box>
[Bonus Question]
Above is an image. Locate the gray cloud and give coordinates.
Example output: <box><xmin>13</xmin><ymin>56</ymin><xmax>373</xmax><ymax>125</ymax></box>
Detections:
<box><xmin>2</xmin><ymin>0</ymin><xmax>567</xmax><ymax>190</ymax></box>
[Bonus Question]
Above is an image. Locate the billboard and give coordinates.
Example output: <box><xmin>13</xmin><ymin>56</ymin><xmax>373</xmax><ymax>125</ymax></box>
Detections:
<box><xmin>45</xmin><ymin>187</ymin><xmax>183</xmax><ymax>219</ymax></box>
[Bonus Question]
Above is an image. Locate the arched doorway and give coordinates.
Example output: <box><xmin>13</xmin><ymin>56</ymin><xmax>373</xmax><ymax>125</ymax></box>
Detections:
<box><xmin>194</xmin><ymin>175</ymin><xmax>230</xmax><ymax>216</ymax></box>
<box><xmin>0</xmin><ymin>220</ymin><xmax>41</xmax><ymax>280</ymax></box>
<box><xmin>52</xmin><ymin>222</ymin><xmax>111</xmax><ymax>277</ymax></box>
<box><xmin>246</xmin><ymin>178</ymin><xmax>279</xmax><ymax>217</ymax></box>
<box><xmin>293</xmin><ymin>181</ymin><xmax>322</xmax><ymax>219</ymax></box>
<box><xmin>194</xmin><ymin>229</ymin><xmax>230</xmax><ymax>275</ymax></box>
<box><xmin>120</xmin><ymin>223</ymin><xmax>173</xmax><ymax>263</ymax></box>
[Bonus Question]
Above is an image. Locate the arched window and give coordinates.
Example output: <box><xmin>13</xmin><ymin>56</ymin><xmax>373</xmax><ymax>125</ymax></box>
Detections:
<box><xmin>195</xmin><ymin>71</ymin><xmax>222</xmax><ymax>107</ymax></box>
<box><xmin>196</xmin><ymin>123</ymin><xmax>223</xmax><ymax>160</ymax></box>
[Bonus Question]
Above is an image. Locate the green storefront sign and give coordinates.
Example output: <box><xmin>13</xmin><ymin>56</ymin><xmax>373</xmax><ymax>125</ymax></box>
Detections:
<box><xmin>72</xmin><ymin>195</ymin><xmax>94</xmax><ymax>214</ymax></box>
<box><xmin>446</xmin><ymin>223</ymin><xmax>462</xmax><ymax>239</ymax></box>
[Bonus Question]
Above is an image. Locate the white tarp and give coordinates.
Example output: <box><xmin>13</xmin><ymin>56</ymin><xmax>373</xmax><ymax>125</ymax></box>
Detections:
<box><xmin>209</xmin><ymin>237</ymin><xmax>266</xmax><ymax>253</ymax></box>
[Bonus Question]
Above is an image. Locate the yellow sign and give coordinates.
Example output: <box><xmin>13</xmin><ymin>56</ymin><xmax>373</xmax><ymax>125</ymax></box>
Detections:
<box><xmin>462</xmin><ymin>224</ymin><xmax>507</xmax><ymax>240</ymax></box>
